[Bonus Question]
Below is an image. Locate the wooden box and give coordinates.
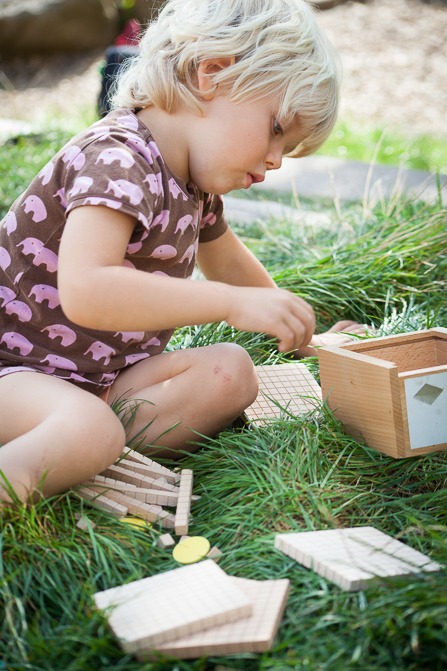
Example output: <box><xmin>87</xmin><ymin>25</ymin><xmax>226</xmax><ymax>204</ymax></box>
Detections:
<box><xmin>318</xmin><ymin>328</ymin><xmax>447</xmax><ymax>458</ymax></box>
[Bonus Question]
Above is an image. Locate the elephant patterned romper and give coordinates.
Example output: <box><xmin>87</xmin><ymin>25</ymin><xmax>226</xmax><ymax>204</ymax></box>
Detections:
<box><xmin>0</xmin><ymin>109</ymin><xmax>227</xmax><ymax>397</ymax></box>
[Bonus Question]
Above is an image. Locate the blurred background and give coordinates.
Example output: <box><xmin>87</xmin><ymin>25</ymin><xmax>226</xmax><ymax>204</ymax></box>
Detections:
<box><xmin>0</xmin><ymin>0</ymin><xmax>446</xmax><ymax>173</ymax></box>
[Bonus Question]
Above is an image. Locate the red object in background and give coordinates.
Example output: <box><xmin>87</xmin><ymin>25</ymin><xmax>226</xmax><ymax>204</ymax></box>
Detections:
<box><xmin>115</xmin><ymin>18</ymin><xmax>142</xmax><ymax>46</ymax></box>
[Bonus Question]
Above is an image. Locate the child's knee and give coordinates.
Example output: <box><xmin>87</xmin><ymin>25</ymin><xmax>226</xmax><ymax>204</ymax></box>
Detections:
<box><xmin>68</xmin><ymin>396</ymin><xmax>126</xmax><ymax>465</ymax></box>
<box><xmin>211</xmin><ymin>343</ymin><xmax>258</xmax><ymax>408</ymax></box>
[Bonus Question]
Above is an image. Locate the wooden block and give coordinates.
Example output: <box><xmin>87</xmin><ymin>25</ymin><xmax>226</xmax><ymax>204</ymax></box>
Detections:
<box><xmin>318</xmin><ymin>328</ymin><xmax>447</xmax><ymax>458</ymax></box>
<box><xmin>76</xmin><ymin>487</ymin><xmax>128</xmax><ymax>518</ymax></box>
<box><xmin>146</xmin><ymin>577</ymin><xmax>290</xmax><ymax>659</ymax></box>
<box><xmin>100</xmin><ymin>489</ymin><xmax>175</xmax><ymax>528</ymax></box>
<box><xmin>207</xmin><ymin>546</ymin><xmax>223</xmax><ymax>563</ymax></box>
<box><xmin>101</xmin><ymin>463</ymin><xmax>146</xmax><ymax>486</ymax></box>
<box><xmin>175</xmin><ymin>469</ymin><xmax>194</xmax><ymax>536</ymax></box>
<box><xmin>101</xmin><ymin>464</ymin><xmax>179</xmax><ymax>492</ymax></box>
<box><xmin>88</xmin><ymin>476</ymin><xmax>179</xmax><ymax>507</ymax></box>
<box><xmin>121</xmin><ymin>447</ymin><xmax>180</xmax><ymax>483</ymax></box>
<box><xmin>275</xmin><ymin>527</ymin><xmax>441</xmax><ymax>591</ymax></box>
<box><xmin>93</xmin><ymin>560</ymin><xmax>253</xmax><ymax>654</ymax></box>
<box><xmin>76</xmin><ymin>515</ymin><xmax>95</xmax><ymax>531</ymax></box>
<box><xmin>157</xmin><ymin>533</ymin><xmax>176</xmax><ymax>549</ymax></box>
<box><xmin>118</xmin><ymin>459</ymin><xmax>177</xmax><ymax>485</ymax></box>
<box><xmin>244</xmin><ymin>363</ymin><xmax>322</xmax><ymax>425</ymax></box>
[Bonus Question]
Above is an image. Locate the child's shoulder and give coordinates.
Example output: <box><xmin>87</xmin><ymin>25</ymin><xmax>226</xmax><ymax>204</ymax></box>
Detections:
<box><xmin>48</xmin><ymin>109</ymin><xmax>167</xmax><ymax>182</ymax></box>
<box><xmin>58</xmin><ymin>109</ymin><xmax>158</xmax><ymax>163</ymax></box>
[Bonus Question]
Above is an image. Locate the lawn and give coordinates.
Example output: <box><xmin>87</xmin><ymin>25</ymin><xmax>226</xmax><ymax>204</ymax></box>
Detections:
<box><xmin>0</xmin><ymin>130</ymin><xmax>446</xmax><ymax>671</ymax></box>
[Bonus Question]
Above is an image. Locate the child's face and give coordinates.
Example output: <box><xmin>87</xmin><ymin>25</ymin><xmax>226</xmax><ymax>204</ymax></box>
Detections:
<box><xmin>187</xmin><ymin>93</ymin><xmax>303</xmax><ymax>195</ymax></box>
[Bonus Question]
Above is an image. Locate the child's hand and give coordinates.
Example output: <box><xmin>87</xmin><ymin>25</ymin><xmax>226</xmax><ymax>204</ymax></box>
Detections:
<box><xmin>224</xmin><ymin>286</ymin><xmax>315</xmax><ymax>353</ymax></box>
<box><xmin>293</xmin><ymin>320</ymin><xmax>369</xmax><ymax>358</ymax></box>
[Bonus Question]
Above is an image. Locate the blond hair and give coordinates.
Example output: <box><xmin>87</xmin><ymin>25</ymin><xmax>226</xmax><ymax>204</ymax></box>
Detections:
<box><xmin>112</xmin><ymin>0</ymin><xmax>341</xmax><ymax>156</ymax></box>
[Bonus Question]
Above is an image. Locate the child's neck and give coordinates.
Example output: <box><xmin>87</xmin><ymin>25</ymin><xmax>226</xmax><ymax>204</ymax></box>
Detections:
<box><xmin>137</xmin><ymin>106</ymin><xmax>190</xmax><ymax>184</ymax></box>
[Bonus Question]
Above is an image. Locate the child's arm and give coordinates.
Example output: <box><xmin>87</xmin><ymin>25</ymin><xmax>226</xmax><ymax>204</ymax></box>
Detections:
<box><xmin>197</xmin><ymin>226</ymin><xmax>277</xmax><ymax>289</ymax></box>
<box><xmin>58</xmin><ymin>206</ymin><xmax>315</xmax><ymax>353</ymax></box>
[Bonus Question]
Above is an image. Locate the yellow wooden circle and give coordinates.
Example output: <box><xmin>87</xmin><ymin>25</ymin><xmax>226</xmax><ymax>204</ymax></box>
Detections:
<box><xmin>172</xmin><ymin>536</ymin><xmax>211</xmax><ymax>564</ymax></box>
<box><xmin>121</xmin><ymin>517</ymin><xmax>151</xmax><ymax>529</ymax></box>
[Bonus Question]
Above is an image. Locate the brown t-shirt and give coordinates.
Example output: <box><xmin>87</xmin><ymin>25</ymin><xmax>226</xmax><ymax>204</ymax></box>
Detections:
<box><xmin>0</xmin><ymin>109</ymin><xmax>227</xmax><ymax>395</ymax></box>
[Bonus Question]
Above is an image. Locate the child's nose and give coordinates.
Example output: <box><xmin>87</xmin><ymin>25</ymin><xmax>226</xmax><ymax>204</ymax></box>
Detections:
<box><xmin>265</xmin><ymin>148</ymin><xmax>282</xmax><ymax>171</ymax></box>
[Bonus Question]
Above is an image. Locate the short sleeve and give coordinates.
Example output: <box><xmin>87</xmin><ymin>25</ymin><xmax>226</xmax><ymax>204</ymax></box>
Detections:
<box><xmin>198</xmin><ymin>193</ymin><xmax>228</xmax><ymax>243</ymax></box>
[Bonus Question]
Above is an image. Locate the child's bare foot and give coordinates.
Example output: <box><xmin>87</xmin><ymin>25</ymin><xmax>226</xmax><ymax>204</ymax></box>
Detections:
<box><xmin>293</xmin><ymin>320</ymin><xmax>369</xmax><ymax>358</ymax></box>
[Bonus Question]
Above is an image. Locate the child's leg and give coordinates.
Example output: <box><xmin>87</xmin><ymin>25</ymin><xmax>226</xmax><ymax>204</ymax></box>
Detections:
<box><xmin>0</xmin><ymin>372</ymin><xmax>125</xmax><ymax>504</ymax></box>
<box><xmin>108</xmin><ymin>343</ymin><xmax>258</xmax><ymax>457</ymax></box>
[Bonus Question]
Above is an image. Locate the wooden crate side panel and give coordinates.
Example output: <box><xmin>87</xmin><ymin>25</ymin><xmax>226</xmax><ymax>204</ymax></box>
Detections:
<box><xmin>357</xmin><ymin>340</ymin><xmax>438</xmax><ymax>372</ymax></box>
<box><xmin>435</xmin><ymin>339</ymin><xmax>447</xmax><ymax>365</ymax></box>
<box><xmin>325</xmin><ymin>330</ymin><xmax>447</xmax><ymax>373</ymax></box>
<box><xmin>319</xmin><ymin>349</ymin><xmax>405</xmax><ymax>458</ymax></box>
<box><xmin>338</xmin><ymin>330</ymin><xmax>434</xmax><ymax>355</ymax></box>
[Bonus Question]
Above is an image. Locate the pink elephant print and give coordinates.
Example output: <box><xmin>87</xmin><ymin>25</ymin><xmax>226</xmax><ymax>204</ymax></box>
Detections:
<box><xmin>83</xmin><ymin>197</ymin><xmax>121</xmax><ymax>210</ymax></box>
<box><xmin>18</xmin><ymin>237</ymin><xmax>44</xmax><ymax>257</ymax></box>
<box><xmin>67</xmin><ymin>176</ymin><xmax>93</xmax><ymax>198</ymax></box>
<box><xmin>71</xmin><ymin>152</ymin><xmax>86</xmax><ymax>171</ymax></box>
<box><xmin>117</xmin><ymin>114</ymin><xmax>139</xmax><ymax>131</ymax></box>
<box><xmin>0</xmin><ymin>247</ymin><xmax>11</xmax><ymax>270</ymax></box>
<box><xmin>28</xmin><ymin>284</ymin><xmax>60</xmax><ymax>309</ymax></box>
<box><xmin>175</xmin><ymin>214</ymin><xmax>195</xmax><ymax>235</ymax></box>
<box><xmin>148</xmin><ymin>141</ymin><xmax>161</xmax><ymax>160</ymax></box>
<box><xmin>61</xmin><ymin>146</ymin><xmax>84</xmax><ymax>170</ymax></box>
<box><xmin>54</xmin><ymin>188</ymin><xmax>67</xmax><ymax>208</ymax></box>
<box><xmin>4</xmin><ymin>211</ymin><xmax>18</xmax><ymax>234</ymax></box>
<box><xmin>201</xmin><ymin>211</ymin><xmax>217</xmax><ymax>227</ymax></box>
<box><xmin>106</xmin><ymin>179</ymin><xmax>144</xmax><ymax>206</ymax></box>
<box><xmin>4</xmin><ymin>300</ymin><xmax>32</xmax><ymax>322</ymax></box>
<box><xmin>84</xmin><ymin>341</ymin><xmax>116</xmax><ymax>365</ymax></box>
<box><xmin>168</xmin><ymin>178</ymin><xmax>187</xmax><ymax>201</ymax></box>
<box><xmin>143</xmin><ymin>172</ymin><xmax>163</xmax><ymax>195</ymax></box>
<box><xmin>34</xmin><ymin>248</ymin><xmax>58</xmax><ymax>273</ymax></box>
<box><xmin>41</xmin><ymin>324</ymin><xmax>77</xmax><ymax>347</ymax></box>
<box><xmin>38</xmin><ymin>161</ymin><xmax>54</xmax><ymax>185</ymax></box>
<box><xmin>122</xmin><ymin>259</ymin><xmax>136</xmax><ymax>269</ymax></box>
<box><xmin>124</xmin><ymin>353</ymin><xmax>150</xmax><ymax>366</ymax></box>
<box><xmin>127</xmin><ymin>240</ymin><xmax>142</xmax><ymax>255</ymax></box>
<box><xmin>22</xmin><ymin>195</ymin><xmax>47</xmax><ymax>223</ymax></box>
<box><xmin>18</xmin><ymin>238</ymin><xmax>58</xmax><ymax>273</ymax></box>
<box><xmin>0</xmin><ymin>332</ymin><xmax>33</xmax><ymax>355</ymax></box>
<box><xmin>125</xmin><ymin>136</ymin><xmax>154</xmax><ymax>164</ymax></box>
<box><xmin>179</xmin><ymin>243</ymin><xmax>196</xmax><ymax>265</ymax></box>
<box><xmin>140</xmin><ymin>336</ymin><xmax>161</xmax><ymax>350</ymax></box>
<box><xmin>150</xmin><ymin>210</ymin><xmax>170</xmax><ymax>232</ymax></box>
<box><xmin>127</xmin><ymin>227</ymin><xmax>148</xmax><ymax>255</ymax></box>
<box><xmin>113</xmin><ymin>331</ymin><xmax>145</xmax><ymax>344</ymax></box>
<box><xmin>41</xmin><ymin>354</ymin><xmax>77</xmax><ymax>371</ymax></box>
<box><xmin>95</xmin><ymin>147</ymin><xmax>135</xmax><ymax>168</ymax></box>
<box><xmin>0</xmin><ymin>285</ymin><xmax>16</xmax><ymax>307</ymax></box>
<box><xmin>100</xmin><ymin>371</ymin><xmax>118</xmax><ymax>384</ymax></box>
<box><xmin>149</xmin><ymin>245</ymin><xmax>177</xmax><ymax>260</ymax></box>
<box><xmin>137</xmin><ymin>211</ymin><xmax>149</xmax><ymax>230</ymax></box>
<box><xmin>86</xmin><ymin>123</ymin><xmax>111</xmax><ymax>141</ymax></box>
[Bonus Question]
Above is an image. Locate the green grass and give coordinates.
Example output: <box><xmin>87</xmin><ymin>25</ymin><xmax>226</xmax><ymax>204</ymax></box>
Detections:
<box><xmin>319</xmin><ymin>118</ymin><xmax>447</xmax><ymax>175</ymax></box>
<box><xmin>1</xmin><ymin>132</ymin><xmax>447</xmax><ymax>671</ymax></box>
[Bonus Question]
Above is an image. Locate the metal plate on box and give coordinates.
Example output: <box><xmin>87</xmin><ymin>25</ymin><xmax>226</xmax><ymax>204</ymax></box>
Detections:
<box><xmin>404</xmin><ymin>371</ymin><xmax>447</xmax><ymax>450</ymax></box>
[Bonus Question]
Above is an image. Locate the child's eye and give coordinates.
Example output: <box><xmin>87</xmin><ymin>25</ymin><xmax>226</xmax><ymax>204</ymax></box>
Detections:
<box><xmin>273</xmin><ymin>118</ymin><xmax>283</xmax><ymax>136</ymax></box>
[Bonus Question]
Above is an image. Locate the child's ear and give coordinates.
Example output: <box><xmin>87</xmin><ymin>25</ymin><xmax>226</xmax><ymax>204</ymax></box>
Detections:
<box><xmin>197</xmin><ymin>57</ymin><xmax>235</xmax><ymax>100</ymax></box>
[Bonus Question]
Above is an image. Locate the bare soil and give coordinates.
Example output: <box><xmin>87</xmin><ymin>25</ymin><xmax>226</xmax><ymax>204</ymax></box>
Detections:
<box><xmin>0</xmin><ymin>0</ymin><xmax>446</xmax><ymax>139</ymax></box>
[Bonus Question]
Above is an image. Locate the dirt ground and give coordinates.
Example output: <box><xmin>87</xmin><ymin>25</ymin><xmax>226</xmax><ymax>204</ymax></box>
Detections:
<box><xmin>0</xmin><ymin>0</ymin><xmax>446</xmax><ymax>139</ymax></box>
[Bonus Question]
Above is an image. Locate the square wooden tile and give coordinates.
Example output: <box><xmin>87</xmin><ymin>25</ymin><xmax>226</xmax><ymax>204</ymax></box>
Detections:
<box><xmin>244</xmin><ymin>363</ymin><xmax>322</xmax><ymax>424</ymax></box>
<box><xmin>275</xmin><ymin>527</ymin><xmax>441</xmax><ymax>591</ymax></box>
<box><xmin>93</xmin><ymin>560</ymin><xmax>252</xmax><ymax>653</ymax></box>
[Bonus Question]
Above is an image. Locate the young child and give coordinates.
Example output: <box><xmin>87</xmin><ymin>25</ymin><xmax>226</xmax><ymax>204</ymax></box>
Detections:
<box><xmin>0</xmin><ymin>0</ymin><xmax>360</xmax><ymax>505</ymax></box>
